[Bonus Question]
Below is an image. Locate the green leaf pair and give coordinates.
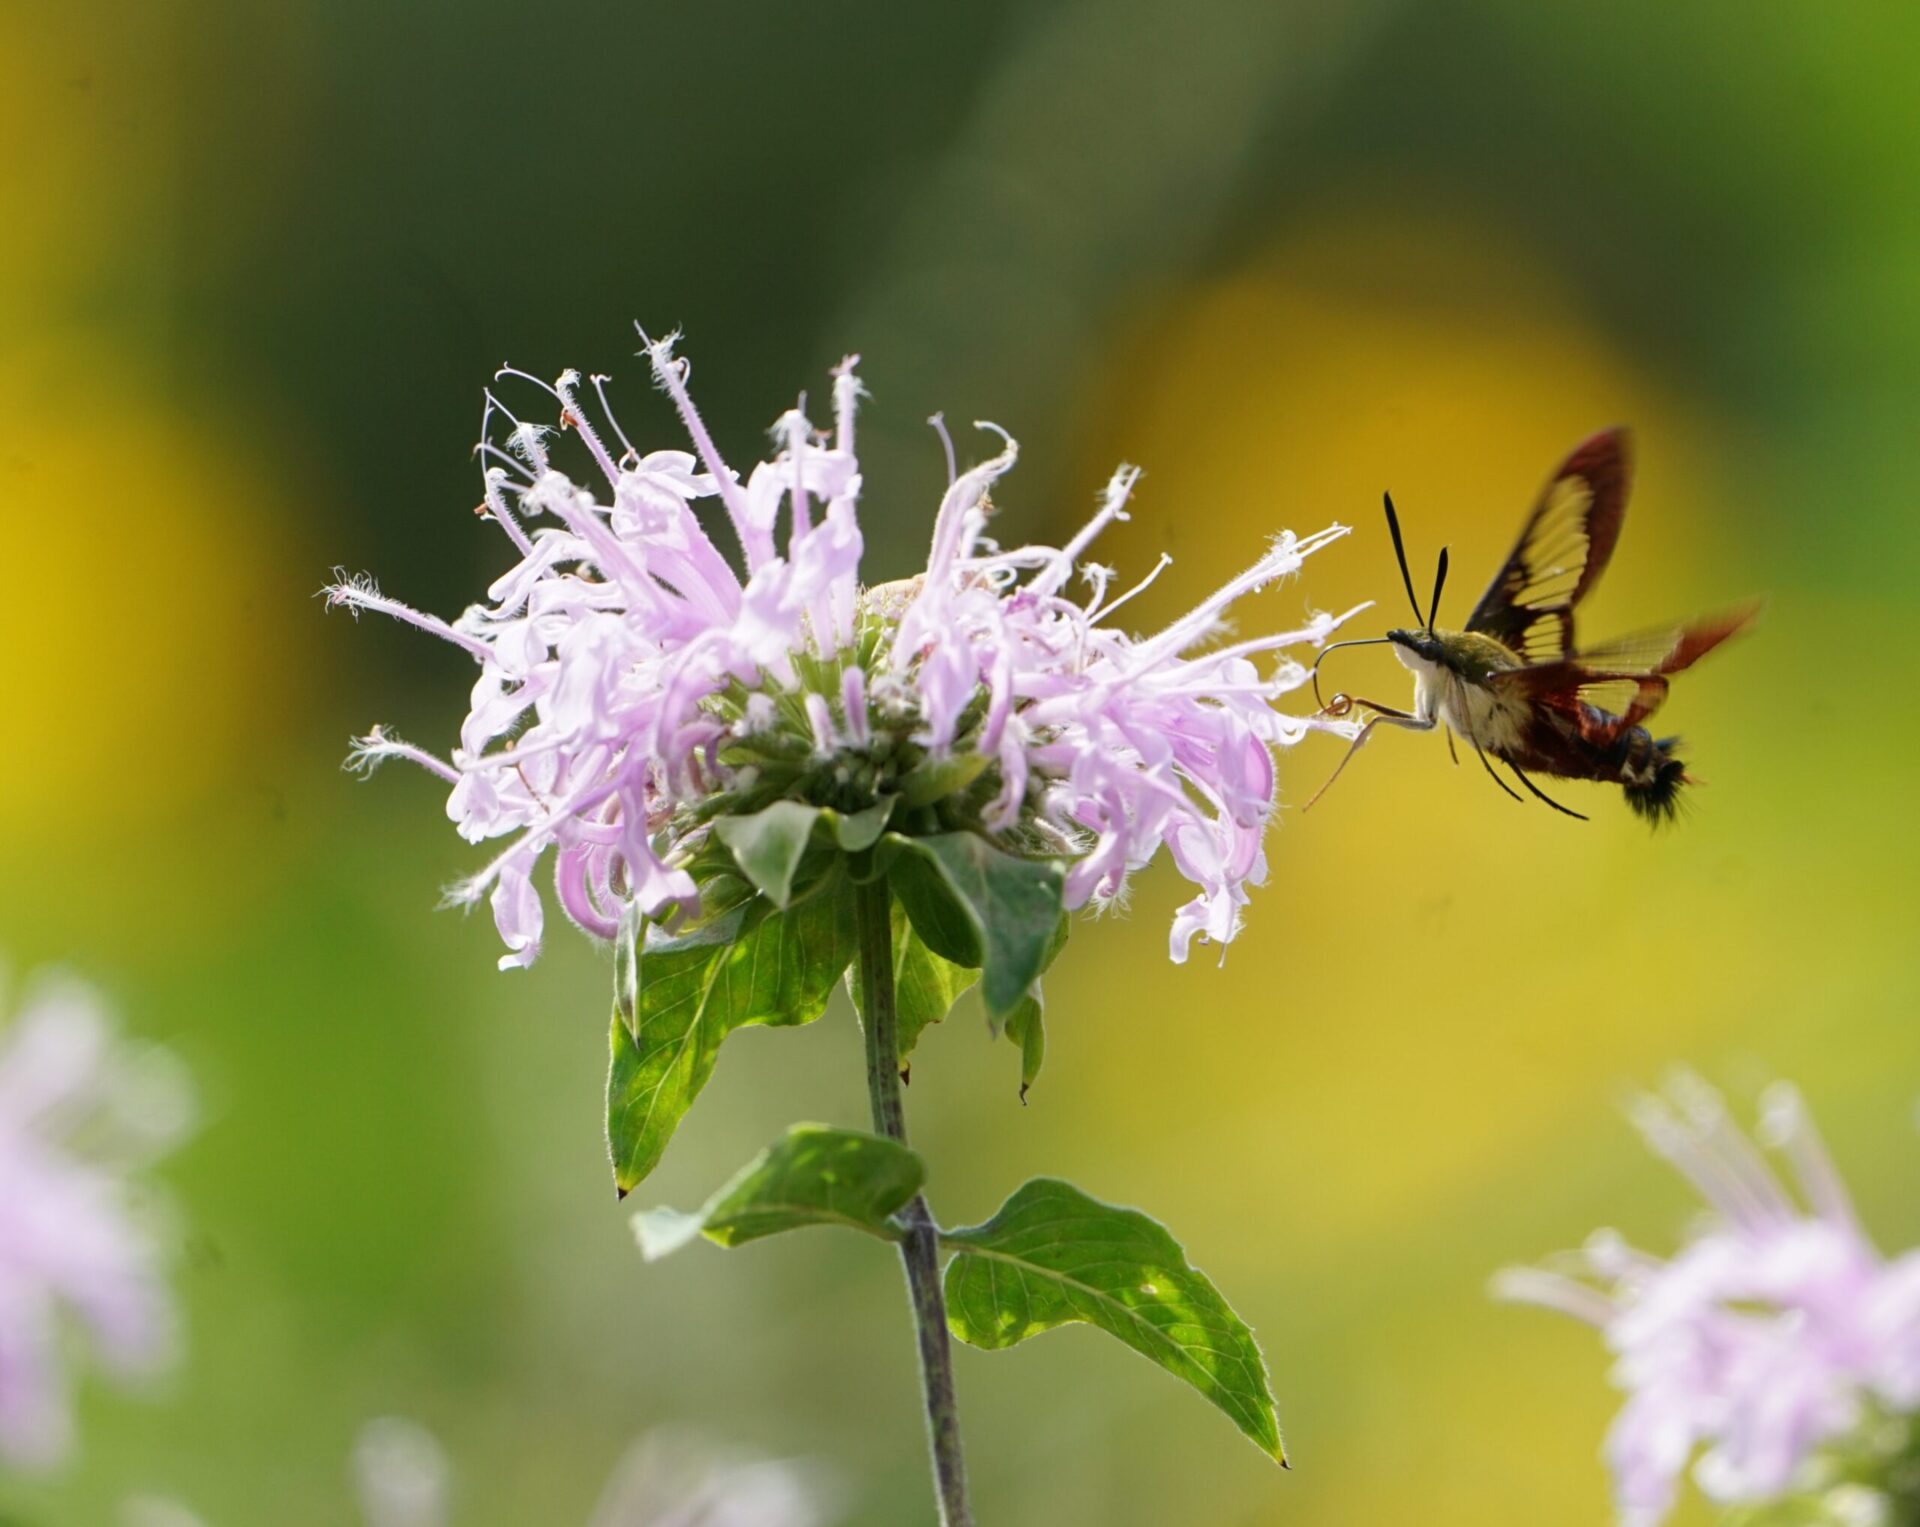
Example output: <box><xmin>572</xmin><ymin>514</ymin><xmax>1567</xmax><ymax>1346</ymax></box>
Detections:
<box><xmin>878</xmin><ymin>831</ymin><xmax>1066</xmax><ymax>1022</ymax></box>
<box><xmin>608</xmin><ymin>805</ymin><xmax>1071</xmax><ymax>1197</ymax></box>
<box><xmin>637</xmin><ymin>1125</ymin><xmax>1286</xmax><ymax>1466</ymax></box>
<box><xmin>852</xmin><ymin>833</ymin><xmax>1068</xmax><ymax>1091</ymax></box>
<box><xmin>712</xmin><ymin>798</ymin><xmax>896</xmax><ymax>909</ymax></box>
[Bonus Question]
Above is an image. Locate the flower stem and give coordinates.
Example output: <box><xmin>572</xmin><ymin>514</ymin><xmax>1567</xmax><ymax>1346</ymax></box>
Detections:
<box><xmin>855</xmin><ymin>877</ymin><xmax>973</xmax><ymax>1527</ymax></box>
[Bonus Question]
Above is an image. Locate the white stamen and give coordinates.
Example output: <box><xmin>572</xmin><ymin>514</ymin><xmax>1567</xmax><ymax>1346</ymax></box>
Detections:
<box><xmin>1033</xmin><ymin>464</ymin><xmax>1139</xmax><ymax>599</ymax></box>
<box><xmin>589</xmin><ymin>373</ymin><xmax>640</xmax><ymax>462</ymax></box>
<box><xmin>928</xmin><ymin>412</ymin><xmax>957</xmax><ymax>489</ymax></box>
<box><xmin>1087</xmin><ymin>553</ymin><xmax>1173</xmax><ymax>626</ymax></box>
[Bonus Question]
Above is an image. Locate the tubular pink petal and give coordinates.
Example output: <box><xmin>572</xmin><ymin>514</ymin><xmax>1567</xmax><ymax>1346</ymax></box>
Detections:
<box><xmin>642</xmin><ymin>331</ymin><xmax>765</xmax><ymax>569</ymax></box>
<box><xmin>346</xmin><ymin>729</ymin><xmax>460</xmax><ymax>785</ymax></box>
<box><xmin>479</xmin><ymin>468</ymin><xmax>535</xmax><ymax>556</ymax></box>
<box><xmin>832</xmin><ymin>355</ymin><xmax>863</xmax><ymax>454</ymax></box>
<box><xmin>921</xmin><ymin>426</ymin><xmax>1018</xmax><ymax>583</ymax></box>
<box><xmin>326</xmin><ymin>578</ymin><xmax>495</xmax><ymax>663</ymax></box>
<box><xmin>840</xmin><ymin>666</ymin><xmax>870</xmax><ymax>748</ymax></box>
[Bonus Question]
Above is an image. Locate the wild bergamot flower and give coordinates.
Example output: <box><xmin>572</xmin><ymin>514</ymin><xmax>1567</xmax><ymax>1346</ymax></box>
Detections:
<box><xmin>1496</xmin><ymin>1076</ymin><xmax>1920</xmax><ymax>1527</ymax></box>
<box><xmin>330</xmin><ymin>330</ymin><xmax>1359</xmax><ymax>1518</ymax></box>
<box><xmin>330</xmin><ymin>333</ymin><xmax>1355</xmax><ymax>972</ymax></box>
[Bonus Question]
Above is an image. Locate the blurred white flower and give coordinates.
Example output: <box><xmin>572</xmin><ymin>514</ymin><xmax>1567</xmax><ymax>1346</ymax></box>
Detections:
<box><xmin>587</xmin><ymin>1429</ymin><xmax>838</xmax><ymax>1527</ymax></box>
<box><xmin>0</xmin><ymin>969</ymin><xmax>192</xmax><ymax>1469</ymax></box>
<box><xmin>120</xmin><ymin>1498</ymin><xmax>209</xmax><ymax>1527</ymax></box>
<box><xmin>1495</xmin><ymin>1076</ymin><xmax>1920</xmax><ymax>1526</ymax></box>
<box><xmin>350</xmin><ymin>1419</ymin><xmax>837</xmax><ymax>1527</ymax></box>
<box><xmin>354</xmin><ymin>1416</ymin><xmax>453</xmax><ymax>1527</ymax></box>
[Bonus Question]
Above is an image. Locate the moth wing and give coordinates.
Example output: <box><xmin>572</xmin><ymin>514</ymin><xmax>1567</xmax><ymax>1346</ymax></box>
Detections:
<box><xmin>1489</xmin><ymin>604</ymin><xmax>1760</xmax><ymax>742</ymax></box>
<box><xmin>1490</xmin><ymin>664</ymin><xmax>1668</xmax><ymax>743</ymax></box>
<box><xmin>1574</xmin><ymin>603</ymin><xmax>1762</xmax><ymax>677</ymax></box>
<box><xmin>1464</xmin><ymin>429</ymin><xmax>1632</xmax><ymax>663</ymax></box>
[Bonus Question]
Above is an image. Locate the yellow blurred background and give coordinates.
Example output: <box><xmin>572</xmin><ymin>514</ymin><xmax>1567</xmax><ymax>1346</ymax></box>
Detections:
<box><xmin>5</xmin><ymin>2</ymin><xmax>1919</xmax><ymax>1522</ymax></box>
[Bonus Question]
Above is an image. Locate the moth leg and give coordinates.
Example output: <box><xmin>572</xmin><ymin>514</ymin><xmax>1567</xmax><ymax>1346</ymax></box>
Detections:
<box><xmin>1453</xmin><ymin>693</ymin><xmax>1524</xmax><ymax>804</ymax></box>
<box><xmin>1302</xmin><ymin>709</ymin><xmax>1434</xmax><ymax>812</ymax></box>
<box><xmin>1505</xmin><ymin>759</ymin><xmax>1589</xmax><ymax>821</ymax></box>
<box><xmin>1348</xmin><ymin>696</ymin><xmax>1421</xmax><ymax>721</ymax></box>
<box><xmin>1445</xmin><ymin>727</ymin><xmax>1459</xmax><ymax>766</ymax></box>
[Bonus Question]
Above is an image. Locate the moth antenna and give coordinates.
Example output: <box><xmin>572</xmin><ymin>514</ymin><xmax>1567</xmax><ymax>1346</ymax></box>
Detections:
<box><xmin>1383</xmin><ymin>493</ymin><xmax>1425</xmax><ymax>625</ymax></box>
<box><xmin>1427</xmin><ymin>546</ymin><xmax>1450</xmax><ymax>631</ymax></box>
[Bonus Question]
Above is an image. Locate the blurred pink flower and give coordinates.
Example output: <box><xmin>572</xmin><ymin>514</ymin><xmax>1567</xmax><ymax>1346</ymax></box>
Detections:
<box><xmin>332</xmin><ymin>335</ymin><xmax>1353</xmax><ymax>969</ymax></box>
<box><xmin>0</xmin><ymin>972</ymin><xmax>191</xmax><ymax>1469</ymax></box>
<box><xmin>1495</xmin><ymin>1077</ymin><xmax>1920</xmax><ymax>1527</ymax></box>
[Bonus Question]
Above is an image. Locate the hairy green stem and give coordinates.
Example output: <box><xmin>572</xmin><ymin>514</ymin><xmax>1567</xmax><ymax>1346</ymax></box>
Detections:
<box><xmin>855</xmin><ymin>877</ymin><xmax>973</xmax><ymax>1526</ymax></box>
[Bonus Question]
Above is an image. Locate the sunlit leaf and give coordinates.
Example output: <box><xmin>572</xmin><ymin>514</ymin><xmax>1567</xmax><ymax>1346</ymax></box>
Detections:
<box><xmin>713</xmin><ymin>801</ymin><xmax>821</xmax><ymax>908</ymax></box>
<box><xmin>606</xmin><ymin>873</ymin><xmax>856</xmax><ymax>1197</ymax></box>
<box><xmin>942</xmin><ymin>1178</ymin><xmax>1284</xmax><ymax>1462</ymax></box>
<box><xmin>633</xmin><ymin>1124</ymin><xmax>924</xmax><ymax>1259</ymax></box>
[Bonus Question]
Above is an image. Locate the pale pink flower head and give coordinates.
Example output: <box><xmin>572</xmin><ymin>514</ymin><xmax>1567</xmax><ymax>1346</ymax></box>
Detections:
<box><xmin>331</xmin><ymin>333</ymin><xmax>1354</xmax><ymax>970</ymax></box>
<box><xmin>1495</xmin><ymin>1076</ymin><xmax>1920</xmax><ymax>1527</ymax></box>
<box><xmin>0</xmin><ymin>970</ymin><xmax>192</xmax><ymax>1469</ymax></box>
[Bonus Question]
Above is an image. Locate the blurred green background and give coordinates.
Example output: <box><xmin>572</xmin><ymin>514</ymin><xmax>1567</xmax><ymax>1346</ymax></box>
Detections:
<box><xmin>6</xmin><ymin>2</ymin><xmax>1920</xmax><ymax>1522</ymax></box>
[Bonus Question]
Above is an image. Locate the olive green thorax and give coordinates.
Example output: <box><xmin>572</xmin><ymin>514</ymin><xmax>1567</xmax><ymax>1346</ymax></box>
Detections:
<box><xmin>1386</xmin><ymin>625</ymin><xmax>1522</xmax><ymax>684</ymax></box>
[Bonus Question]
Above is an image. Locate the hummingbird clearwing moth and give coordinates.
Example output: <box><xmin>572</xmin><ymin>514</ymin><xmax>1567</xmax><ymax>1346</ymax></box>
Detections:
<box><xmin>1306</xmin><ymin>429</ymin><xmax>1759</xmax><ymax>822</ymax></box>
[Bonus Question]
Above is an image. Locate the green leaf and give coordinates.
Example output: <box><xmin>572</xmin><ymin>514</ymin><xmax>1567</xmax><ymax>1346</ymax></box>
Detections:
<box><xmin>900</xmin><ymin>750</ymin><xmax>990</xmax><ymax>808</ymax></box>
<box><xmin>818</xmin><ymin>798</ymin><xmax>896</xmax><ymax>853</ymax></box>
<box><xmin>711</xmin><ymin>800</ymin><xmax>898</xmax><ymax>908</ymax></box>
<box><xmin>713</xmin><ymin>801</ymin><xmax>821</xmax><ymax>908</ymax></box>
<box><xmin>846</xmin><ymin>900</ymin><xmax>982</xmax><ymax>1058</ymax></box>
<box><xmin>941</xmin><ymin>1178</ymin><xmax>1284</xmax><ymax>1463</ymax></box>
<box><xmin>633</xmin><ymin>1124</ymin><xmax>924</xmax><ymax>1260</ymax></box>
<box><xmin>886</xmin><ymin>841</ymin><xmax>983</xmax><ymax>968</ymax></box>
<box><xmin>989</xmin><ymin>910</ymin><xmax>1064</xmax><ymax>1095</ymax></box>
<box><xmin>882</xmin><ymin>833</ymin><xmax>1066</xmax><ymax>1020</ymax></box>
<box><xmin>606</xmin><ymin>874</ymin><xmax>856</xmax><ymax>1197</ymax></box>
<box><xmin>1003</xmin><ymin>992</ymin><xmax>1044</xmax><ymax>1100</ymax></box>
